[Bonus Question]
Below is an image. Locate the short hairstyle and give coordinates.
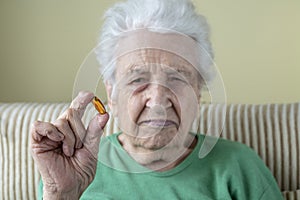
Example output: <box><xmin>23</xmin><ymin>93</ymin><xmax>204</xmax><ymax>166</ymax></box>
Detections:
<box><xmin>95</xmin><ymin>0</ymin><xmax>214</xmax><ymax>85</ymax></box>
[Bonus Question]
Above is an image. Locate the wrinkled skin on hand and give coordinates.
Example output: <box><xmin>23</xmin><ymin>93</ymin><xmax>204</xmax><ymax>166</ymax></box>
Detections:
<box><xmin>31</xmin><ymin>91</ymin><xmax>109</xmax><ymax>200</ymax></box>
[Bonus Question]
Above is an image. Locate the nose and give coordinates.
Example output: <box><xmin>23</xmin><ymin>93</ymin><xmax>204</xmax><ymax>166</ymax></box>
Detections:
<box><xmin>145</xmin><ymin>83</ymin><xmax>172</xmax><ymax>108</ymax></box>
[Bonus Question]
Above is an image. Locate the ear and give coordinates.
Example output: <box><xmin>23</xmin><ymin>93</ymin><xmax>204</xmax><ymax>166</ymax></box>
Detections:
<box><xmin>105</xmin><ymin>81</ymin><xmax>118</xmax><ymax>116</ymax></box>
<box><xmin>195</xmin><ymin>84</ymin><xmax>202</xmax><ymax>104</ymax></box>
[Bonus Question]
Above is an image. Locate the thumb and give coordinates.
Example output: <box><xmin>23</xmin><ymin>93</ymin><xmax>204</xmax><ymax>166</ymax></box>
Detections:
<box><xmin>84</xmin><ymin>113</ymin><xmax>109</xmax><ymax>158</ymax></box>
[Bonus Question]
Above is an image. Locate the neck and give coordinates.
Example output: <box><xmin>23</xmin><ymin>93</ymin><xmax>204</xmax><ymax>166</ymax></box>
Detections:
<box><xmin>118</xmin><ymin>133</ymin><xmax>198</xmax><ymax>172</ymax></box>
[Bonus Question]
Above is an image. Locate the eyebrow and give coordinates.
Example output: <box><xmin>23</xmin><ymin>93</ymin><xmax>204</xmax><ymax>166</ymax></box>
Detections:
<box><xmin>126</xmin><ymin>66</ymin><xmax>149</xmax><ymax>75</ymax></box>
<box><xmin>163</xmin><ymin>67</ymin><xmax>192</xmax><ymax>78</ymax></box>
<box><xmin>125</xmin><ymin>63</ymin><xmax>193</xmax><ymax>77</ymax></box>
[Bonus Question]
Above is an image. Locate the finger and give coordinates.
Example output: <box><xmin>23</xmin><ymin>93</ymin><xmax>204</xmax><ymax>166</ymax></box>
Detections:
<box><xmin>84</xmin><ymin>113</ymin><xmax>109</xmax><ymax>158</ymax></box>
<box><xmin>55</xmin><ymin>91</ymin><xmax>94</xmax><ymax>155</ymax></box>
<box><xmin>69</xmin><ymin>91</ymin><xmax>94</xmax><ymax>118</ymax></box>
<box><xmin>65</xmin><ymin>108</ymin><xmax>86</xmax><ymax>149</ymax></box>
<box><xmin>53</xmin><ymin>118</ymin><xmax>76</xmax><ymax>157</ymax></box>
<box><xmin>31</xmin><ymin>121</ymin><xmax>64</xmax><ymax>142</ymax></box>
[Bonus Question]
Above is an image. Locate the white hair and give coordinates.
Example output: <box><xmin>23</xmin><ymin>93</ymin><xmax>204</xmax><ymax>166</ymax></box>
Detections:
<box><xmin>95</xmin><ymin>0</ymin><xmax>214</xmax><ymax>85</ymax></box>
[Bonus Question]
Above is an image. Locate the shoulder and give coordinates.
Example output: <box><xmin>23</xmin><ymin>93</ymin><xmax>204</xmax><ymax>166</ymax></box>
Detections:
<box><xmin>197</xmin><ymin>135</ymin><xmax>271</xmax><ymax>180</ymax></box>
<box><xmin>199</xmin><ymin>135</ymin><xmax>282</xmax><ymax>199</ymax></box>
<box><xmin>201</xmin><ymin>135</ymin><xmax>259</xmax><ymax>162</ymax></box>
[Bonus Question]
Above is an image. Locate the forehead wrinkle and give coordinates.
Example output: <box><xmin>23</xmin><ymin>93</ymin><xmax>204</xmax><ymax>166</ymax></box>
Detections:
<box><xmin>117</xmin><ymin>49</ymin><xmax>198</xmax><ymax>78</ymax></box>
<box><xmin>125</xmin><ymin>62</ymin><xmax>195</xmax><ymax>80</ymax></box>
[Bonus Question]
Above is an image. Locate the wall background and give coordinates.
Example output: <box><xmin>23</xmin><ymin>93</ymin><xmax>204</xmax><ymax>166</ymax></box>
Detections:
<box><xmin>0</xmin><ymin>0</ymin><xmax>299</xmax><ymax>104</ymax></box>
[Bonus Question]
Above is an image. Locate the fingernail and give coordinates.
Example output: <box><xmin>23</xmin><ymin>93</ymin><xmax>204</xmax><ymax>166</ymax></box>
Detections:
<box><xmin>69</xmin><ymin>147</ymin><xmax>74</xmax><ymax>156</ymax></box>
<box><xmin>45</xmin><ymin>130</ymin><xmax>51</xmax><ymax>135</ymax></box>
<box><xmin>58</xmin><ymin>133</ymin><xmax>64</xmax><ymax>140</ymax></box>
<box><xmin>63</xmin><ymin>145</ymin><xmax>74</xmax><ymax>157</ymax></box>
<box><xmin>76</xmin><ymin>141</ymin><xmax>83</xmax><ymax>149</ymax></box>
<box><xmin>35</xmin><ymin>132</ymin><xmax>43</xmax><ymax>142</ymax></box>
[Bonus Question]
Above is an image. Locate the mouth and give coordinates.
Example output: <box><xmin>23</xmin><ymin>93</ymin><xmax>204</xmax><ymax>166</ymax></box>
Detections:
<box><xmin>138</xmin><ymin>119</ymin><xmax>178</xmax><ymax>128</ymax></box>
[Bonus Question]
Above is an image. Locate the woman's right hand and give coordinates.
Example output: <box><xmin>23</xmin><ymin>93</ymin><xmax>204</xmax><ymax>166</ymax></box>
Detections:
<box><xmin>31</xmin><ymin>91</ymin><xmax>109</xmax><ymax>200</ymax></box>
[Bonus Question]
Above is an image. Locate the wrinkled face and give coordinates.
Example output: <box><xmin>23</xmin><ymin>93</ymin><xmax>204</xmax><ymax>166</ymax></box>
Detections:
<box><xmin>106</xmin><ymin>49</ymin><xmax>201</xmax><ymax>152</ymax></box>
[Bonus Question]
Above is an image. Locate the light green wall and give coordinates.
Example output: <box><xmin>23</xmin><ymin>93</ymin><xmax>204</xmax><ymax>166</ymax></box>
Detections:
<box><xmin>0</xmin><ymin>0</ymin><xmax>299</xmax><ymax>104</ymax></box>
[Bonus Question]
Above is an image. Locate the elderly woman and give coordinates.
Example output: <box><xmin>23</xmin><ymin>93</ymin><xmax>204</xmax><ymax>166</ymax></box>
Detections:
<box><xmin>31</xmin><ymin>0</ymin><xmax>283</xmax><ymax>199</ymax></box>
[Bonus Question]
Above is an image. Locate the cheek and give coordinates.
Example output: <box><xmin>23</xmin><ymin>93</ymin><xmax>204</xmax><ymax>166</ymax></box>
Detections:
<box><xmin>177</xmin><ymin>86</ymin><xmax>199</xmax><ymax>125</ymax></box>
<box><xmin>127</xmin><ymin>95</ymin><xmax>145</xmax><ymax>122</ymax></box>
<box><xmin>117</xmin><ymin>90</ymin><xmax>146</xmax><ymax>127</ymax></box>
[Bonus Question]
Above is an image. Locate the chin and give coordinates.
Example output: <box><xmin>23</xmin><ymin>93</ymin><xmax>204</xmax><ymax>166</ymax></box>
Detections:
<box><xmin>135</xmin><ymin>128</ymin><xmax>178</xmax><ymax>150</ymax></box>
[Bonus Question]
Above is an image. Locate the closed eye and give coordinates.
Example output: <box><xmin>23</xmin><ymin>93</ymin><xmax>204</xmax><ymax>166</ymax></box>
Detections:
<box><xmin>131</xmin><ymin>78</ymin><xmax>145</xmax><ymax>83</ymax></box>
<box><xmin>169</xmin><ymin>76</ymin><xmax>187</xmax><ymax>83</ymax></box>
<box><xmin>129</xmin><ymin>77</ymin><xmax>150</xmax><ymax>85</ymax></box>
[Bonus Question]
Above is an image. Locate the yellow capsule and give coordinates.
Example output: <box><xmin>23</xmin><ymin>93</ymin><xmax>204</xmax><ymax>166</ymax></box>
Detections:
<box><xmin>92</xmin><ymin>96</ymin><xmax>106</xmax><ymax>114</ymax></box>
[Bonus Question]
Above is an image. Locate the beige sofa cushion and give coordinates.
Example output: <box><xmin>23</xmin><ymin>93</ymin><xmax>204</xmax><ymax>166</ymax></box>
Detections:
<box><xmin>0</xmin><ymin>102</ymin><xmax>299</xmax><ymax>199</ymax></box>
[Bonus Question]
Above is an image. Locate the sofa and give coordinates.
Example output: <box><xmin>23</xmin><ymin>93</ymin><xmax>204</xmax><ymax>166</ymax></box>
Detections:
<box><xmin>0</xmin><ymin>102</ymin><xmax>299</xmax><ymax>199</ymax></box>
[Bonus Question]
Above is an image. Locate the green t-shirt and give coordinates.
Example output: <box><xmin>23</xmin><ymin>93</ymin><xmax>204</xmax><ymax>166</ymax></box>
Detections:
<box><xmin>38</xmin><ymin>133</ymin><xmax>283</xmax><ymax>199</ymax></box>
